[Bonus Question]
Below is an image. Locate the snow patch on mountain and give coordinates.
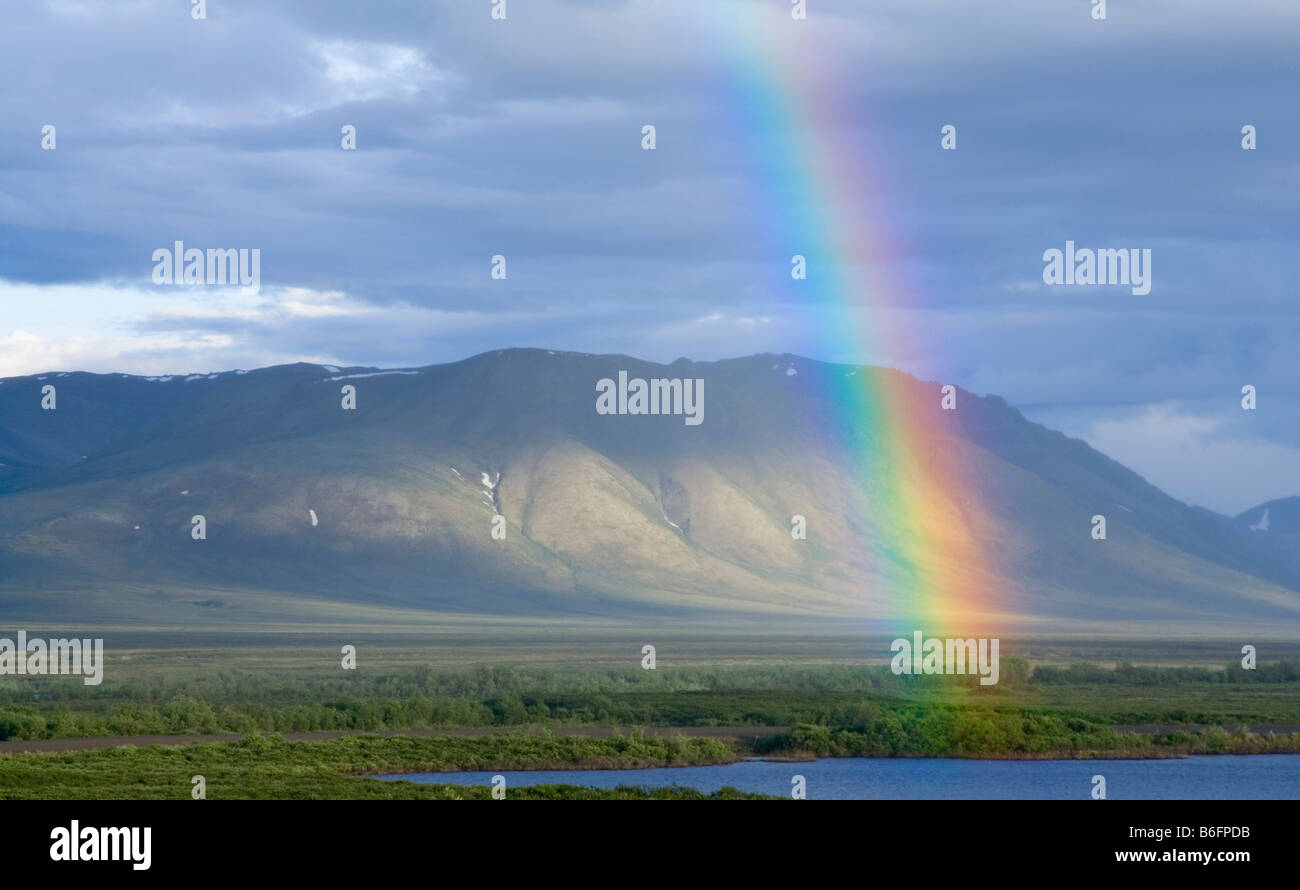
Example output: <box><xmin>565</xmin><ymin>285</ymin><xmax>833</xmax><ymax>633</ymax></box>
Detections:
<box><xmin>327</xmin><ymin>371</ymin><xmax>419</xmax><ymax>381</ymax></box>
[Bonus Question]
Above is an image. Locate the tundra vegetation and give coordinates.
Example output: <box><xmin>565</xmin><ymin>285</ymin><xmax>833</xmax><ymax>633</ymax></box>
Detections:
<box><xmin>0</xmin><ymin>733</ymin><xmax>765</xmax><ymax>800</ymax></box>
<box><xmin>3</xmin><ymin>658</ymin><xmax>1299</xmax><ymax>741</ymax></box>
<box><xmin>2</xmin><ymin>652</ymin><xmax>1298</xmax><ymax>797</ymax></box>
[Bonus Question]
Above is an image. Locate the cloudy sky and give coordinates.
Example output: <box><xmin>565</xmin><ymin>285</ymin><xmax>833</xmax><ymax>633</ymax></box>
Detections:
<box><xmin>1</xmin><ymin>0</ymin><xmax>1297</xmax><ymax>514</ymax></box>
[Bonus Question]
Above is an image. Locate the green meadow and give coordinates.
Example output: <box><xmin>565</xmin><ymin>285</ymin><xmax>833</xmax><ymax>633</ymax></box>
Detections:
<box><xmin>0</xmin><ymin>733</ymin><xmax>765</xmax><ymax>800</ymax></box>
<box><xmin>2</xmin><ymin>633</ymin><xmax>1298</xmax><ymax>798</ymax></box>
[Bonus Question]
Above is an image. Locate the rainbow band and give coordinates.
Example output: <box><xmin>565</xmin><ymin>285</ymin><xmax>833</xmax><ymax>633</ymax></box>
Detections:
<box><xmin>704</xmin><ymin>4</ymin><xmax>1001</xmax><ymax>636</ymax></box>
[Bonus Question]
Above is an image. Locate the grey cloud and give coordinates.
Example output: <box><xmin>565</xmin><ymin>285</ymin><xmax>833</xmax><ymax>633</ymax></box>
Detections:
<box><xmin>0</xmin><ymin>0</ymin><xmax>1296</xmax><ymax>510</ymax></box>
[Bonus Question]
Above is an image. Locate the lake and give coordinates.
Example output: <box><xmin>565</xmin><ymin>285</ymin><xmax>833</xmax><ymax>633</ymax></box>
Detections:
<box><xmin>379</xmin><ymin>754</ymin><xmax>1300</xmax><ymax>799</ymax></box>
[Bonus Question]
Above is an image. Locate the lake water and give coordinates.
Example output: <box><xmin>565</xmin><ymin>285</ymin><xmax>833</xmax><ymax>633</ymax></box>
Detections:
<box><xmin>380</xmin><ymin>754</ymin><xmax>1300</xmax><ymax>799</ymax></box>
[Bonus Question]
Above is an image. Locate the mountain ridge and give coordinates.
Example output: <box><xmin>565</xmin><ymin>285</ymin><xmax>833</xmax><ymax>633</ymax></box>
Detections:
<box><xmin>1</xmin><ymin>348</ymin><xmax>1296</xmax><ymax>631</ymax></box>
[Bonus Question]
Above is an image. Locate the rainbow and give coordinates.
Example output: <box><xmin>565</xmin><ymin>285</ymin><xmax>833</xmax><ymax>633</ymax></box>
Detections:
<box><xmin>704</xmin><ymin>5</ymin><xmax>1004</xmax><ymax>636</ymax></box>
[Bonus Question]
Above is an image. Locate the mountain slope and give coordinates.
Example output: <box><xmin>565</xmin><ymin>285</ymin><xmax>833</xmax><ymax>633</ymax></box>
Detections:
<box><xmin>1229</xmin><ymin>497</ymin><xmax>1300</xmax><ymax>577</ymax></box>
<box><xmin>0</xmin><ymin>349</ymin><xmax>1296</xmax><ymax>631</ymax></box>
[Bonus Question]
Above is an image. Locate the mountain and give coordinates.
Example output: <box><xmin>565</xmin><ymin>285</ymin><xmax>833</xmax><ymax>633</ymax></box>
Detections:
<box><xmin>0</xmin><ymin>349</ymin><xmax>1297</xmax><ymax>631</ymax></box>
<box><xmin>1229</xmin><ymin>497</ymin><xmax>1300</xmax><ymax>577</ymax></box>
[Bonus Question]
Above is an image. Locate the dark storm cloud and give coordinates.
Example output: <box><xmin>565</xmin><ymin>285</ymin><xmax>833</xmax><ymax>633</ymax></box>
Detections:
<box><xmin>0</xmin><ymin>0</ymin><xmax>1296</xmax><ymax>511</ymax></box>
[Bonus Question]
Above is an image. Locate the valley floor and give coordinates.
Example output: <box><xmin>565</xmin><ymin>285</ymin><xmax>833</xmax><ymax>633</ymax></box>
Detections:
<box><xmin>4</xmin><ymin>726</ymin><xmax>1300</xmax><ymax>800</ymax></box>
<box><xmin>2</xmin><ymin>633</ymin><xmax>1298</xmax><ymax>798</ymax></box>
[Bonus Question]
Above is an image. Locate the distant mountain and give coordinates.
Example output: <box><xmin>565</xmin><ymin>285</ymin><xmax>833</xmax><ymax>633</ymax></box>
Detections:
<box><xmin>1</xmin><ymin>349</ymin><xmax>1297</xmax><ymax>631</ymax></box>
<box><xmin>1230</xmin><ymin>497</ymin><xmax>1300</xmax><ymax>577</ymax></box>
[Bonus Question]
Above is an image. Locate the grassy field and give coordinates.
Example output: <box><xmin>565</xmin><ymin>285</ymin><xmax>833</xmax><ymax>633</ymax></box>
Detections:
<box><xmin>2</xmin><ymin>722</ymin><xmax>1297</xmax><ymax>799</ymax></box>
<box><xmin>0</xmin><ymin>732</ymin><xmax>769</xmax><ymax>799</ymax></box>
<box><xmin>1</xmin><ymin>632</ymin><xmax>1298</xmax><ymax>798</ymax></box>
<box><xmin>4</xmin><ymin>644</ymin><xmax>1299</xmax><ymax>739</ymax></box>
<box><xmin>17</xmin><ymin>630</ymin><xmax>1300</xmax><ymax>677</ymax></box>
